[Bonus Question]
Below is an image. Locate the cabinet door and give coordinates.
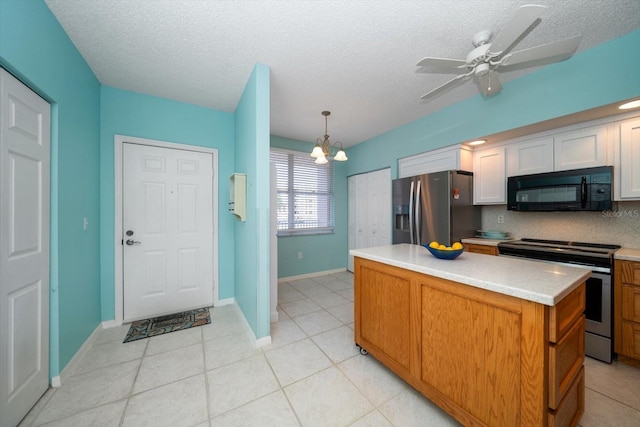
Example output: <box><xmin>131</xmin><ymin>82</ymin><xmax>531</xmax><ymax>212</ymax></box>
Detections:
<box><xmin>621</xmin><ymin>284</ymin><xmax>640</xmax><ymax>323</ymax></box>
<box><xmin>554</xmin><ymin>125</ymin><xmax>607</xmax><ymax>171</ymax></box>
<box><xmin>619</xmin><ymin>118</ymin><xmax>640</xmax><ymax>199</ymax></box>
<box><xmin>398</xmin><ymin>145</ymin><xmax>472</xmax><ymax>178</ymax></box>
<box><xmin>473</xmin><ymin>146</ymin><xmax>506</xmax><ymax>204</ymax></box>
<box><xmin>507</xmin><ymin>137</ymin><xmax>554</xmax><ymax>176</ymax></box>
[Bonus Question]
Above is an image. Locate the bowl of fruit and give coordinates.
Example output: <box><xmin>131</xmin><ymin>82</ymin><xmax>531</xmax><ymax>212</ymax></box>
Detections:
<box><xmin>422</xmin><ymin>241</ymin><xmax>464</xmax><ymax>260</ymax></box>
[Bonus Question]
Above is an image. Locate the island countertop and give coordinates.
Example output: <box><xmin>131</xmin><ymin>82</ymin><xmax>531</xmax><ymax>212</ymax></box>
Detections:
<box><xmin>350</xmin><ymin>243</ymin><xmax>590</xmax><ymax>306</ymax></box>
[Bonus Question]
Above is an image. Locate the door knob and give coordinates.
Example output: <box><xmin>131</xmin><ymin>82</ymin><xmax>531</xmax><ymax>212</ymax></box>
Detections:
<box><xmin>126</xmin><ymin>239</ymin><xmax>141</xmax><ymax>246</ymax></box>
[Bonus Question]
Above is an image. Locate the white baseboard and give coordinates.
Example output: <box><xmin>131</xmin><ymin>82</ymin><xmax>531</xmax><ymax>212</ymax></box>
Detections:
<box><xmin>102</xmin><ymin>319</ymin><xmax>122</xmax><ymax>329</ymax></box>
<box><xmin>231</xmin><ymin>302</ymin><xmax>272</xmax><ymax>348</ymax></box>
<box><xmin>270</xmin><ymin>310</ymin><xmax>279</xmax><ymax>323</ymax></box>
<box><xmin>278</xmin><ymin>268</ymin><xmax>347</xmax><ymax>283</ymax></box>
<box><xmin>50</xmin><ymin>376</ymin><xmax>61</xmax><ymax>388</ymax></box>
<box><xmin>216</xmin><ymin>297</ymin><xmax>235</xmax><ymax>307</ymax></box>
<box><xmin>52</xmin><ymin>322</ymin><xmax>103</xmax><ymax>387</ymax></box>
<box><xmin>255</xmin><ymin>335</ymin><xmax>272</xmax><ymax>348</ymax></box>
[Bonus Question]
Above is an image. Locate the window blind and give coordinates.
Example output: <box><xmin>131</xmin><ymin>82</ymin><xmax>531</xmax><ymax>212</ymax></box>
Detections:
<box><xmin>270</xmin><ymin>148</ymin><xmax>334</xmax><ymax>236</ymax></box>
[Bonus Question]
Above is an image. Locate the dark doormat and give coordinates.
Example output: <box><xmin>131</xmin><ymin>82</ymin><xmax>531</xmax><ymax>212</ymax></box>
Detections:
<box><xmin>123</xmin><ymin>307</ymin><xmax>211</xmax><ymax>343</ymax></box>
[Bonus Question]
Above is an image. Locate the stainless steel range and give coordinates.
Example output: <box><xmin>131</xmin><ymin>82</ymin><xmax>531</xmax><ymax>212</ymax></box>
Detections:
<box><xmin>497</xmin><ymin>238</ymin><xmax>620</xmax><ymax>363</ymax></box>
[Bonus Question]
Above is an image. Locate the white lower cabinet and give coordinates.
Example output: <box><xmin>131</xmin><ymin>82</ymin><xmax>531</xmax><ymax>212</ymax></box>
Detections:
<box><xmin>348</xmin><ymin>168</ymin><xmax>391</xmax><ymax>271</ymax></box>
<box><xmin>473</xmin><ymin>146</ymin><xmax>506</xmax><ymax>205</ymax></box>
<box><xmin>618</xmin><ymin>117</ymin><xmax>640</xmax><ymax>199</ymax></box>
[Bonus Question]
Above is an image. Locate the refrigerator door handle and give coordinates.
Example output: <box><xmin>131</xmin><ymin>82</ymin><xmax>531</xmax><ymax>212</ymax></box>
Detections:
<box><xmin>409</xmin><ymin>180</ymin><xmax>415</xmax><ymax>244</ymax></box>
<box><xmin>415</xmin><ymin>179</ymin><xmax>421</xmax><ymax>246</ymax></box>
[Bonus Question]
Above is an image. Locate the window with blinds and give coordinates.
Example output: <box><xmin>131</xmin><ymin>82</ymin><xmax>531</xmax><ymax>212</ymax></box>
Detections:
<box><xmin>270</xmin><ymin>148</ymin><xmax>334</xmax><ymax>236</ymax></box>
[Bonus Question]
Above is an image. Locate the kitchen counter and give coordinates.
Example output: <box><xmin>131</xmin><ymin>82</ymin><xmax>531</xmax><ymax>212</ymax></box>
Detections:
<box><xmin>350</xmin><ymin>243</ymin><xmax>590</xmax><ymax>306</ymax></box>
<box><xmin>615</xmin><ymin>248</ymin><xmax>640</xmax><ymax>262</ymax></box>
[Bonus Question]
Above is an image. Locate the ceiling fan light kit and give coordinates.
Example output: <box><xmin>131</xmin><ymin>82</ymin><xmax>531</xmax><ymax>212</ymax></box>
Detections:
<box><xmin>417</xmin><ymin>4</ymin><xmax>582</xmax><ymax>101</ymax></box>
<box><xmin>310</xmin><ymin>111</ymin><xmax>348</xmax><ymax>164</ymax></box>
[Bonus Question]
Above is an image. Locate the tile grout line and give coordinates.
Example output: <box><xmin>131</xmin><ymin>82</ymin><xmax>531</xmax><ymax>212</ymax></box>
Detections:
<box><xmin>200</xmin><ymin>322</ymin><xmax>213</xmax><ymax>427</ymax></box>
<box><xmin>118</xmin><ymin>337</ymin><xmax>149</xmax><ymax>426</ymax></box>
<box><xmin>584</xmin><ymin>383</ymin><xmax>640</xmax><ymax>414</ymax></box>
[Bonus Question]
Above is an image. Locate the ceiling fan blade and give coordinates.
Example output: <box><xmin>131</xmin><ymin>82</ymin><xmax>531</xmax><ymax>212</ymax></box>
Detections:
<box><xmin>420</xmin><ymin>74</ymin><xmax>470</xmax><ymax>100</ymax></box>
<box><xmin>416</xmin><ymin>57</ymin><xmax>468</xmax><ymax>68</ymax></box>
<box><xmin>500</xmin><ymin>35</ymin><xmax>582</xmax><ymax>66</ymax></box>
<box><xmin>488</xmin><ymin>5</ymin><xmax>546</xmax><ymax>56</ymax></box>
<box><xmin>477</xmin><ymin>71</ymin><xmax>502</xmax><ymax>97</ymax></box>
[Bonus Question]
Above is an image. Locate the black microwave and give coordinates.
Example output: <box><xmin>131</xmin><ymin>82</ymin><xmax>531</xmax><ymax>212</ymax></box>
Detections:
<box><xmin>507</xmin><ymin>166</ymin><xmax>613</xmax><ymax>211</ymax></box>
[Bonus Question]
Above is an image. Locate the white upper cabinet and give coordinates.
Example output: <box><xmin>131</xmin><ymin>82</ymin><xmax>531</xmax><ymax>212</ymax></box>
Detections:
<box><xmin>507</xmin><ymin>136</ymin><xmax>554</xmax><ymax>177</ymax></box>
<box><xmin>473</xmin><ymin>146</ymin><xmax>506</xmax><ymax>205</ymax></box>
<box><xmin>553</xmin><ymin>125</ymin><xmax>608</xmax><ymax>171</ymax></box>
<box><xmin>398</xmin><ymin>144</ymin><xmax>473</xmax><ymax>178</ymax></box>
<box><xmin>617</xmin><ymin>117</ymin><xmax>640</xmax><ymax>200</ymax></box>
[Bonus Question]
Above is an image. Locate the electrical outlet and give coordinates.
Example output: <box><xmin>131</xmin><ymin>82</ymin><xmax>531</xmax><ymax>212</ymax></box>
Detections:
<box><xmin>298</xmin><ymin>252</ymin><xmax>303</xmax><ymax>259</ymax></box>
<box><xmin>497</xmin><ymin>215</ymin><xmax>504</xmax><ymax>224</ymax></box>
<box><xmin>83</xmin><ymin>217</ymin><xmax>89</xmax><ymax>230</ymax></box>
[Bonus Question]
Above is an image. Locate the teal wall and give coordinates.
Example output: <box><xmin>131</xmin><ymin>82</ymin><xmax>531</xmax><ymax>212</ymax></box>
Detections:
<box><xmin>346</xmin><ymin>30</ymin><xmax>640</xmax><ymax>178</ymax></box>
<box><xmin>0</xmin><ymin>0</ymin><xmax>102</xmax><ymax>375</ymax></box>
<box><xmin>270</xmin><ymin>136</ymin><xmax>349</xmax><ymax>278</ymax></box>
<box><xmin>99</xmin><ymin>87</ymin><xmax>236</xmax><ymax>319</ymax></box>
<box><xmin>233</xmin><ymin>64</ymin><xmax>271</xmax><ymax>339</ymax></box>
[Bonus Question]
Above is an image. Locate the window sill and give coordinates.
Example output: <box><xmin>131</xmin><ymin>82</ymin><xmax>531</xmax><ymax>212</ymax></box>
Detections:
<box><xmin>277</xmin><ymin>228</ymin><xmax>334</xmax><ymax>237</ymax></box>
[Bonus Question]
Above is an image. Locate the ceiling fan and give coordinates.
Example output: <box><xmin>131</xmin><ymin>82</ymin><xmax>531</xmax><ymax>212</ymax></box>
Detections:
<box><xmin>416</xmin><ymin>4</ymin><xmax>582</xmax><ymax>100</ymax></box>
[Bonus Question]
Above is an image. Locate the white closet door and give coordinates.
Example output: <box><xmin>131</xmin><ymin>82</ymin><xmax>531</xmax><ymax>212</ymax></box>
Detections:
<box><xmin>347</xmin><ymin>175</ymin><xmax>357</xmax><ymax>272</ymax></box>
<box><xmin>366</xmin><ymin>169</ymin><xmax>391</xmax><ymax>248</ymax></box>
<box><xmin>347</xmin><ymin>168</ymin><xmax>391</xmax><ymax>272</ymax></box>
<box><xmin>0</xmin><ymin>68</ymin><xmax>50</xmax><ymax>427</ymax></box>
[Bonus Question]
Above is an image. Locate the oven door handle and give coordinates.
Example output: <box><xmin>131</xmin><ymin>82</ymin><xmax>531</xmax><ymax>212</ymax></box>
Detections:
<box><xmin>581</xmin><ymin>176</ymin><xmax>587</xmax><ymax>209</ymax></box>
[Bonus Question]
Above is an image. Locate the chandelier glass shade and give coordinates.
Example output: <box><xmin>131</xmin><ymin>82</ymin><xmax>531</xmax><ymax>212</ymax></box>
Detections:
<box><xmin>310</xmin><ymin>111</ymin><xmax>348</xmax><ymax>164</ymax></box>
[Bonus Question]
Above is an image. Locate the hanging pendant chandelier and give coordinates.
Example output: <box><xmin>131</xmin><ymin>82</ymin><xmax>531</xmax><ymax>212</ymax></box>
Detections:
<box><xmin>310</xmin><ymin>111</ymin><xmax>348</xmax><ymax>164</ymax></box>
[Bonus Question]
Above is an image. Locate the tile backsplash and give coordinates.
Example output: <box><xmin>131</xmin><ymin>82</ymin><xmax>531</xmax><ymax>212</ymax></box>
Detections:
<box><xmin>481</xmin><ymin>201</ymin><xmax>640</xmax><ymax>249</ymax></box>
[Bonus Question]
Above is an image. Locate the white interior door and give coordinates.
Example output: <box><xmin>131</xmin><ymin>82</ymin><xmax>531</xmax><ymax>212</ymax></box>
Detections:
<box><xmin>348</xmin><ymin>169</ymin><xmax>392</xmax><ymax>272</ymax></box>
<box><xmin>0</xmin><ymin>68</ymin><xmax>50</xmax><ymax>427</ymax></box>
<box><xmin>347</xmin><ymin>175</ymin><xmax>357</xmax><ymax>272</ymax></box>
<box><xmin>123</xmin><ymin>143</ymin><xmax>213</xmax><ymax>321</ymax></box>
<box><xmin>367</xmin><ymin>169</ymin><xmax>391</xmax><ymax>247</ymax></box>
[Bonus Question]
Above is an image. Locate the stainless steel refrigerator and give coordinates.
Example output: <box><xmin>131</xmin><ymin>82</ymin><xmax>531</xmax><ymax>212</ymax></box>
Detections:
<box><xmin>392</xmin><ymin>170</ymin><xmax>480</xmax><ymax>246</ymax></box>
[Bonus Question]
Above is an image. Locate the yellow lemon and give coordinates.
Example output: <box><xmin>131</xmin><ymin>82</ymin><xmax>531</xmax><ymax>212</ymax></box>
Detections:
<box><xmin>452</xmin><ymin>242</ymin><xmax>463</xmax><ymax>250</ymax></box>
<box><xmin>429</xmin><ymin>241</ymin><xmax>439</xmax><ymax>249</ymax></box>
<box><xmin>444</xmin><ymin>246</ymin><xmax>454</xmax><ymax>251</ymax></box>
<box><xmin>437</xmin><ymin>244</ymin><xmax>447</xmax><ymax>250</ymax></box>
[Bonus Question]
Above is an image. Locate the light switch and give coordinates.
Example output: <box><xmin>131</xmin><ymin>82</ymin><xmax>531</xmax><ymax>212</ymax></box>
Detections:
<box><xmin>83</xmin><ymin>217</ymin><xmax>89</xmax><ymax>230</ymax></box>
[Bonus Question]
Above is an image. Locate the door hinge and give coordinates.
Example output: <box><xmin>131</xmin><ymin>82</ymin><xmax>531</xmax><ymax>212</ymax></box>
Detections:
<box><xmin>121</xmin><ymin>239</ymin><xmax>124</xmax><ymax>245</ymax></box>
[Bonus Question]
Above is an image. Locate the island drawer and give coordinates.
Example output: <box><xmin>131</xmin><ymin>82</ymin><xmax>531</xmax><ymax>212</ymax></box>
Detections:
<box><xmin>548</xmin><ymin>365</ymin><xmax>585</xmax><ymax>427</ymax></box>
<box><xmin>549</xmin><ymin>284</ymin><xmax>585</xmax><ymax>343</ymax></box>
<box><xmin>549</xmin><ymin>315</ymin><xmax>585</xmax><ymax>410</ymax></box>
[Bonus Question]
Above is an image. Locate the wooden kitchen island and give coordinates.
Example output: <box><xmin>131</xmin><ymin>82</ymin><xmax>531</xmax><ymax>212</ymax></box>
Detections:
<box><xmin>351</xmin><ymin>244</ymin><xmax>590</xmax><ymax>427</ymax></box>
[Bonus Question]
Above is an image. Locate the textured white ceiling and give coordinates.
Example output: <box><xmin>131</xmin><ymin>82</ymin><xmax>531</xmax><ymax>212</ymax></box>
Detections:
<box><xmin>44</xmin><ymin>0</ymin><xmax>640</xmax><ymax>148</ymax></box>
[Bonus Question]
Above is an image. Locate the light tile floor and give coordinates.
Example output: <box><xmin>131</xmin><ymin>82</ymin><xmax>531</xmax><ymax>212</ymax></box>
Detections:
<box><xmin>19</xmin><ymin>271</ymin><xmax>640</xmax><ymax>426</ymax></box>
